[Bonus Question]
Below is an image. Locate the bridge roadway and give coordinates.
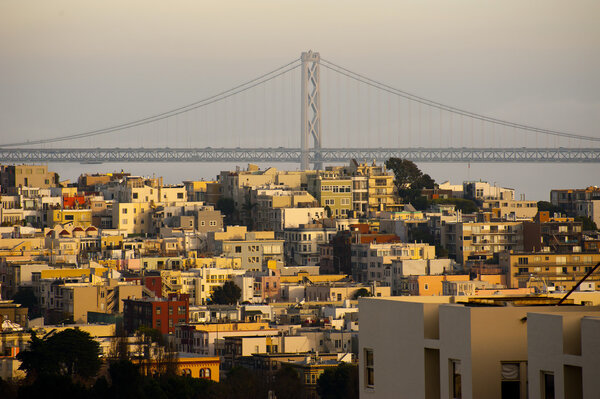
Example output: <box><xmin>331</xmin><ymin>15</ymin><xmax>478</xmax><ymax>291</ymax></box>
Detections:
<box><xmin>1</xmin><ymin>147</ymin><xmax>600</xmax><ymax>163</ymax></box>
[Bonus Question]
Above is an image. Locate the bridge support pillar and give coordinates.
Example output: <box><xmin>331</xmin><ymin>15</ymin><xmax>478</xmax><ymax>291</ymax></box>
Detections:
<box><xmin>301</xmin><ymin>51</ymin><xmax>322</xmax><ymax>170</ymax></box>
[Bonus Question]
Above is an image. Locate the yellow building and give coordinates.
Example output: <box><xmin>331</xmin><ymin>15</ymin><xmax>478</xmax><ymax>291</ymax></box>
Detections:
<box><xmin>184</xmin><ymin>180</ymin><xmax>218</xmax><ymax>202</ymax></box>
<box><xmin>309</xmin><ymin>174</ymin><xmax>353</xmax><ymax>217</ymax></box>
<box><xmin>137</xmin><ymin>354</ymin><xmax>220</xmax><ymax>382</ymax></box>
<box><xmin>46</xmin><ymin>209</ymin><xmax>92</xmax><ymax>228</ymax></box>
<box><xmin>112</xmin><ymin>202</ymin><xmax>154</xmax><ymax>234</ymax></box>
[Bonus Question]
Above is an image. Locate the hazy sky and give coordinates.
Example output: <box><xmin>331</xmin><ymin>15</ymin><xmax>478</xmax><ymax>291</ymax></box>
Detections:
<box><xmin>1</xmin><ymin>1</ymin><xmax>599</xmax><ymax>199</ymax></box>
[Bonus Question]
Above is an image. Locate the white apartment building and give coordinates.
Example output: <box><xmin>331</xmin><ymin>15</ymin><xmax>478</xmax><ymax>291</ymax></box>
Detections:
<box><xmin>284</xmin><ymin>224</ymin><xmax>336</xmax><ymax>266</ymax></box>
<box><xmin>358</xmin><ymin>296</ymin><xmax>600</xmax><ymax>399</ymax></box>
<box><xmin>351</xmin><ymin>242</ymin><xmax>436</xmax><ymax>283</ymax></box>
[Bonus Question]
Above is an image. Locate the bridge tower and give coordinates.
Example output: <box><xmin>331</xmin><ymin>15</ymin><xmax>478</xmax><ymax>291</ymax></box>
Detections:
<box><xmin>300</xmin><ymin>51</ymin><xmax>322</xmax><ymax>170</ymax></box>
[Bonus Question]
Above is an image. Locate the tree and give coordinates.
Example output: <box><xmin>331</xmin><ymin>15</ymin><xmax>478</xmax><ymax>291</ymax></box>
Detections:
<box><xmin>431</xmin><ymin>198</ymin><xmax>479</xmax><ymax>214</ymax></box>
<box><xmin>575</xmin><ymin>216</ymin><xmax>598</xmax><ymax>231</ymax></box>
<box><xmin>17</xmin><ymin>328</ymin><xmax>101</xmax><ymax>381</ymax></box>
<box><xmin>353</xmin><ymin>288</ymin><xmax>372</xmax><ymax>299</ymax></box>
<box><xmin>272</xmin><ymin>365</ymin><xmax>304</xmax><ymax>399</ymax></box>
<box><xmin>385</xmin><ymin>158</ymin><xmax>436</xmax><ymax>203</ymax></box>
<box><xmin>219</xmin><ymin>366</ymin><xmax>267</xmax><ymax>399</ymax></box>
<box><xmin>11</xmin><ymin>287</ymin><xmax>38</xmax><ymax>318</ymax></box>
<box><xmin>317</xmin><ymin>363</ymin><xmax>359</xmax><ymax>399</ymax></box>
<box><xmin>385</xmin><ymin>158</ymin><xmax>423</xmax><ymax>192</ymax></box>
<box><xmin>216</xmin><ymin>197</ymin><xmax>235</xmax><ymax>224</ymax></box>
<box><xmin>210</xmin><ymin>281</ymin><xmax>242</xmax><ymax>305</ymax></box>
<box><xmin>537</xmin><ymin>201</ymin><xmax>562</xmax><ymax>215</ymax></box>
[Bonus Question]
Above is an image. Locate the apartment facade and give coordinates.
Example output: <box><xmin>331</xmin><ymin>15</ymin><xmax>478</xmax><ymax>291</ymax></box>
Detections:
<box><xmin>499</xmin><ymin>251</ymin><xmax>600</xmax><ymax>290</ymax></box>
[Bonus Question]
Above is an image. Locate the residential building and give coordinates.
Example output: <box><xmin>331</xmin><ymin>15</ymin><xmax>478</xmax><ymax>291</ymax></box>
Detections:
<box><xmin>351</xmin><ymin>242</ymin><xmax>436</xmax><ymax>283</ymax></box>
<box><xmin>441</xmin><ymin>221</ymin><xmax>523</xmax><ymax>265</ymax></box>
<box><xmin>499</xmin><ymin>251</ymin><xmax>600</xmax><ymax>290</ymax></box>
<box><xmin>13</xmin><ymin>165</ymin><xmax>58</xmax><ymax>189</ymax></box>
<box><xmin>284</xmin><ymin>224</ymin><xmax>336</xmax><ymax>266</ymax></box>
<box><xmin>551</xmin><ymin>186</ymin><xmax>600</xmax><ymax>216</ymax></box>
<box><xmin>463</xmin><ymin>181</ymin><xmax>514</xmax><ymax>201</ymax></box>
<box><xmin>358</xmin><ymin>296</ymin><xmax>600</xmax><ymax>399</ymax></box>
<box><xmin>214</xmin><ymin>229</ymin><xmax>284</xmax><ymax>271</ymax></box>
<box><xmin>123</xmin><ymin>293</ymin><xmax>189</xmax><ymax>335</ymax></box>
<box><xmin>307</xmin><ymin>172</ymin><xmax>353</xmax><ymax>218</ymax></box>
<box><xmin>481</xmin><ymin>199</ymin><xmax>538</xmax><ymax>220</ymax></box>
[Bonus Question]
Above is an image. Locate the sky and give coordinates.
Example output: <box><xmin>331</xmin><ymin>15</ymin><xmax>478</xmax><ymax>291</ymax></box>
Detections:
<box><xmin>1</xmin><ymin>1</ymin><xmax>599</xmax><ymax>200</ymax></box>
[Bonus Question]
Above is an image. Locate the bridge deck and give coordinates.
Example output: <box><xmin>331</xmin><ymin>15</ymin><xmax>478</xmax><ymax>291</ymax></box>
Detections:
<box><xmin>1</xmin><ymin>147</ymin><xmax>600</xmax><ymax>163</ymax></box>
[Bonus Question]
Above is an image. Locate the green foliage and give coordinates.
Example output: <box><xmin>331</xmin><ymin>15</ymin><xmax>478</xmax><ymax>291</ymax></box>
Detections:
<box><xmin>575</xmin><ymin>216</ymin><xmax>598</xmax><ymax>231</ymax></box>
<box><xmin>435</xmin><ymin>245</ymin><xmax>449</xmax><ymax>258</ymax></box>
<box><xmin>431</xmin><ymin>198</ymin><xmax>479</xmax><ymax>214</ymax></box>
<box><xmin>316</xmin><ymin>364</ymin><xmax>359</xmax><ymax>399</ymax></box>
<box><xmin>353</xmin><ymin>288</ymin><xmax>372</xmax><ymax>299</ymax></box>
<box><xmin>411</xmin><ymin>196</ymin><xmax>430</xmax><ymax>211</ymax></box>
<box><xmin>537</xmin><ymin>200</ymin><xmax>562</xmax><ymax>214</ymax></box>
<box><xmin>324</xmin><ymin>205</ymin><xmax>332</xmax><ymax>218</ymax></box>
<box><xmin>272</xmin><ymin>365</ymin><xmax>304</xmax><ymax>399</ymax></box>
<box><xmin>219</xmin><ymin>366</ymin><xmax>267</xmax><ymax>399</ymax></box>
<box><xmin>17</xmin><ymin>329</ymin><xmax>101</xmax><ymax>381</ymax></box>
<box><xmin>210</xmin><ymin>281</ymin><xmax>242</xmax><ymax>305</ymax></box>
<box><xmin>409</xmin><ymin>229</ymin><xmax>435</xmax><ymax>245</ymax></box>
<box><xmin>385</xmin><ymin>158</ymin><xmax>435</xmax><ymax>203</ymax></box>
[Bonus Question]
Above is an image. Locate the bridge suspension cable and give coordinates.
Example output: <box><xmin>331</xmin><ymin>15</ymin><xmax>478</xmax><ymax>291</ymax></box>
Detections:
<box><xmin>1</xmin><ymin>58</ymin><xmax>301</xmax><ymax>148</ymax></box>
<box><xmin>319</xmin><ymin>58</ymin><xmax>600</xmax><ymax>143</ymax></box>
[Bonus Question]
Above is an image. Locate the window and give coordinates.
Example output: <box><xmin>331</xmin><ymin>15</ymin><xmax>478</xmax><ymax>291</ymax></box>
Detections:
<box><xmin>177</xmin><ymin>193</ymin><xmax>184</xmax><ymax>199</ymax></box>
<box><xmin>133</xmin><ymin>193</ymin><xmax>138</xmax><ymax>199</ymax></box>
<box><xmin>122</xmin><ymin>208</ymin><xmax>128</xmax><ymax>214</ymax></box>
<box><xmin>235</xmin><ymin>246</ymin><xmax>242</xmax><ymax>253</ymax></box>
<box><xmin>501</xmin><ymin>363</ymin><xmax>521</xmax><ymax>399</ymax></box>
<box><xmin>541</xmin><ymin>371</ymin><xmax>554</xmax><ymax>399</ymax></box>
<box><xmin>518</xmin><ymin>257</ymin><xmax>528</xmax><ymax>265</ymax></box>
<box><xmin>364</xmin><ymin>348</ymin><xmax>374</xmax><ymax>388</ymax></box>
<box><xmin>64</xmin><ymin>215</ymin><xmax>74</xmax><ymax>221</ymax></box>
<box><xmin>450</xmin><ymin>360</ymin><xmax>461</xmax><ymax>399</ymax></box>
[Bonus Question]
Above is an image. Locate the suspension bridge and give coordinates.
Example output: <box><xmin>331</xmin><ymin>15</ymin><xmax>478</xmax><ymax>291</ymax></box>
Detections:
<box><xmin>2</xmin><ymin>51</ymin><xmax>599</xmax><ymax>168</ymax></box>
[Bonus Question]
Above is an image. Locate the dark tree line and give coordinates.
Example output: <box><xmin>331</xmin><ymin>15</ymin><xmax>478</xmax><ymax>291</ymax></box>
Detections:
<box><xmin>1</xmin><ymin>327</ymin><xmax>359</xmax><ymax>399</ymax></box>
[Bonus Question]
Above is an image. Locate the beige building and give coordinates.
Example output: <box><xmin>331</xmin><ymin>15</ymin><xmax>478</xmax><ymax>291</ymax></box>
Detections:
<box><xmin>442</xmin><ymin>221</ymin><xmax>523</xmax><ymax>265</ymax></box>
<box><xmin>351</xmin><ymin>242</ymin><xmax>436</xmax><ymax>283</ymax></box>
<box><xmin>161</xmin><ymin>267</ymin><xmax>246</xmax><ymax>305</ymax></box>
<box><xmin>213</xmin><ymin>228</ymin><xmax>284</xmax><ymax>271</ymax></box>
<box><xmin>499</xmin><ymin>251</ymin><xmax>600</xmax><ymax>290</ymax></box>
<box><xmin>14</xmin><ymin>165</ymin><xmax>58</xmax><ymax>188</ymax></box>
<box><xmin>358</xmin><ymin>296</ymin><xmax>600</xmax><ymax>399</ymax></box>
<box><xmin>481</xmin><ymin>199</ymin><xmax>538</xmax><ymax>220</ymax></box>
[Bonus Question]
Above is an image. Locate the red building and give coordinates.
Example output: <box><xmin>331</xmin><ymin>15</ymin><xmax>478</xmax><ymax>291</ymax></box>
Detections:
<box><xmin>123</xmin><ymin>293</ymin><xmax>189</xmax><ymax>335</ymax></box>
<box><xmin>124</xmin><ymin>275</ymin><xmax>163</xmax><ymax>298</ymax></box>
